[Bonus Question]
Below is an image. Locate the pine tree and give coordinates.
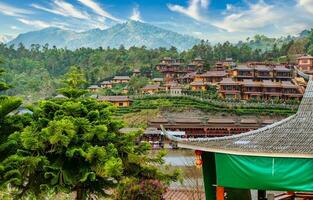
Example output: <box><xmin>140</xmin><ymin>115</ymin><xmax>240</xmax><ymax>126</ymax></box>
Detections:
<box><xmin>0</xmin><ymin>66</ymin><xmax>179</xmax><ymax>200</ymax></box>
<box><xmin>0</xmin><ymin>61</ymin><xmax>23</xmax><ymax>158</ymax></box>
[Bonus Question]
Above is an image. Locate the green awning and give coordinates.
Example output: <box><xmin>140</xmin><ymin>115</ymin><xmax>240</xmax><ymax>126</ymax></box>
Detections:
<box><xmin>215</xmin><ymin>153</ymin><xmax>313</xmax><ymax>191</ymax></box>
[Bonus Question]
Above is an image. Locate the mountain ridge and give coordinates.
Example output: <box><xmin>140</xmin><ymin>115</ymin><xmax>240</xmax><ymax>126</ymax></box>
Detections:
<box><xmin>8</xmin><ymin>21</ymin><xmax>200</xmax><ymax>51</ymax></box>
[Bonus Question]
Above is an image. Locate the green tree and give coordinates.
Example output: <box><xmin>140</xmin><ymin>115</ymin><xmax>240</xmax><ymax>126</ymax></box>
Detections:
<box><xmin>0</xmin><ymin>67</ymin><xmax>178</xmax><ymax>200</ymax></box>
<box><xmin>128</xmin><ymin>76</ymin><xmax>149</xmax><ymax>94</ymax></box>
<box><xmin>0</xmin><ymin>62</ymin><xmax>24</xmax><ymax>158</ymax></box>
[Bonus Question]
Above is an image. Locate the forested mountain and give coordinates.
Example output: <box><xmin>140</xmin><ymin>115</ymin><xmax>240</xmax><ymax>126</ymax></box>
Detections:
<box><xmin>1</xmin><ymin>29</ymin><xmax>313</xmax><ymax>103</ymax></box>
<box><xmin>8</xmin><ymin>21</ymin><xmax>200</xmax><ymax>51</ymax></box>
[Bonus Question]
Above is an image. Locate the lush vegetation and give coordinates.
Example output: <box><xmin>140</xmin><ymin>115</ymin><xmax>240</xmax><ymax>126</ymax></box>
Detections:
<box><xmin>0</xmin><ymin>67</ymin><xmax>179</xmax><ymax>200</ymax></box>
<box><xmin>115</xmin><ymin>96</ymin><xmax>297</xmax><ymax>117</ymax></box>
<box><xmin>1</xmin><ymin>30</ymin><xmax>313</xmax><ymax>101</ymax></box>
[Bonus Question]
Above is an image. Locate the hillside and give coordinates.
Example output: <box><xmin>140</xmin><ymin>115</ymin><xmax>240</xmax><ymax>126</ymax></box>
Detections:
<box><xmin>8</xmin><ymin>21</ymin><xmax>200</xmax><ymax>51</ymax></box>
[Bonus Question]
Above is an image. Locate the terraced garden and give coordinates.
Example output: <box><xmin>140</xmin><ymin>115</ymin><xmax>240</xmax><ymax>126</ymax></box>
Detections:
<box><xmin>115</xmin><ymin>95</ymin><xmax>298</xmax><ymax>116</ymax></box>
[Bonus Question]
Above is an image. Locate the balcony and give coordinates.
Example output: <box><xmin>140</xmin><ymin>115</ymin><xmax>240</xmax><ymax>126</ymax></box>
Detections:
<box><xmin>219</xmin><ymin>89</ymin><xmax>240</xmax><ymax>94</ymax></box>
<box><xmin>237</xmin><ymin>72</ymin><xmax>254</xmax><ymax>78</ymax></box>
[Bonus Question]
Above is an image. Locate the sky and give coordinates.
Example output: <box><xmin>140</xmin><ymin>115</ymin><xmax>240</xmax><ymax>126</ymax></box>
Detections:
<box><xmin>1</xmin><ymin>0</ymin><xmax>313</xmax><ymax>43</ymax></box>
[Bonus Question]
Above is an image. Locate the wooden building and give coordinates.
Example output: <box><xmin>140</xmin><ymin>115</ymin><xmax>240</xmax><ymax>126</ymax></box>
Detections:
<box><xmin>142</xmin><ymin>85</ymin><xmax>162</xmax><ymax>94</ymax></box>
<box><xmin>241</xmin><ymin>79</ymin><xmax>262</xmax><ymax>100</ymax></box>
<box><xmin>88</xmin><ymin>85</ymin><xmax>99</xmax><ymax>92</ymax></box>
<box><xmin>195</xmin><ymin>71</ymin><xmax>228</xmax><ymax>84</ymax></box>
<box><xmin>170</xmin><ymin>85</ymin><xmax>183</xmax><ymax>96</ymax></box>
<box><xmin>100</xmin><ymin>81</ymin><xmax>112</xmax><ymax>89</ymax></box>
<box><xmin>254</xmin><ymin>65</ymin><xmax>272</xmax><ymax>81</ymax></box>
<box><xmin>297</xmin><ymin>55</ymin><xmax>313</xmax><ymax>74</ymax></box>
<box><xmin>192</xmin><ymin>57</ymin><xmax>204</xmax><ymax>67</ymax></box>
<box><xmin>190</xmin><ymin>81</ymin><xmax>208</xmax><ymax>91</ymax></box>
<box><xmin>232</xmin><ymin>65</ymin><xmax>293</xmax><ymax>82</ymax></box>
<box><xmin>213</xmin><ymin>62</ymin><xmax>224</xmax><ymax>71</ymax></box>
<box><xmin>273</xmin><ymin>66</ymin><xmax>293</xmax><ymax>81</ymax></box>
<box><xmin>232</xmin><ymin>65</ymin><xmax>254</xmax><ymax>81</ymax></box>
<box><xmin>262</xmin><ymin>80</ymin><xmax>282</xmax><ymax>100</ymax></box>
<box><xmin>112</xmin><ymin>76</ymin><xmax>130</xmax><ymax>84</ymax></box>
<box><xmin>156</xmin><ymin>57</ymin><xmax>185</xmax><ymax>80</ymax></box>
<box><xmin>98</xmin><ymin>96</ymin><xmax>132</xmax><ymax>107</ymax></box>
<box><xmin>219</xmin><ymin>79</ymin><xmax>303</xmax><ymax>101</ymax></box>
<box><xmin>152</xmin><ymin>78</ymin><xmax>164</xmax><ymax>85</ymax></box>
<box><xmin>188</xmin><ymin>57</ymin><xmax>204</xmax><ymax>71</ymax></box>
<box><xmin>156</xmin><ymin>57</ymin><xmax>202</xmax><ymax>83</ymax></box>
<box><xmin>222</xmin><ymin>58</ymin><xmax>235</xmax><ymax>68</ymax></box>
<box><xmin>281</xmin><ymin>81</ymin><xmax>303</xmax><ymax>100</ymax></box>
<box><xmin>148</xmin><ymin>117</ymin><xmax>273</xmax><ymax>138</ymax></box>
<box><xmin>218</xmin><ymin>78</ymin><xmax>241</xmax><ymax>99</ymax></box>
<box><xmin>132</xmin><ymin>69</ymin><xmax>140</xmax><ymax>76</ymax></box>
<box><xmin>178</xmin><ymin>72</ymin><xmax>197</xmax><ymax>84</ymax></box>
<box><xmin>164</xmin><ymin>82</ymin><xmax>179</xmax><ymax>91</ymax></box>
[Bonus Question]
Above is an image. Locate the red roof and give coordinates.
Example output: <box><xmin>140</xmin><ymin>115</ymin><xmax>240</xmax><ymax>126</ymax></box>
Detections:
<box><xmin>241</xmin><ymin>79</ymin><xmax>261</xmax><ymax>87</ymax></box>
<box><xmin>190</xmin><ymin>81</ymin><xmax>207</xmax><ymax>86</ymax></box>
<box><xmin>98</xmin><ymin>96</ymin><xmax>131</xmax><ymax>102</ymax></box>
<box><xmin>199</xmin><ymin>70</ymin><xmax>227</xmax><ymax>77</ymax></box>
<box><xmin>219</xmin><ymin>78</ymin><xmax>238</xmax><ymax>85</ymax></box>
<box><xmin>143</xmin><ymin>85</ymin><xmax>161</xmax><ymax>90</ymax></box>
<box><xmin>113</xmin><ymin>76</ymin><xmax>130</xmax><ymax>80</ymax></box>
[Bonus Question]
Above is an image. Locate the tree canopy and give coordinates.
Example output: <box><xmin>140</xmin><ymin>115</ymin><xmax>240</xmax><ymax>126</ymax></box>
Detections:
<box><xmin>0</xmin><ymin>31</ymin><xmax>310</xmax><ymax>102</ymax></box>
<box><xmin>0</xmin><ymin>67</ymin><xmax>179</xmax><ymax>200</ymax></box>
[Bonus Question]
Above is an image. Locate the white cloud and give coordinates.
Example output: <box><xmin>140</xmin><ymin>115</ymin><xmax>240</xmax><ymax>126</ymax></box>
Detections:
<box><xmin>130</xmin><ymin>6</ymin><xmax>142</xmax><ymax>22</ymax></box>
<box><xmin>282</xmin><ymin>23</ymin><xmax>311</xmax><ymax>35</ymax></box>
<box><xmin>77</xmin><ymin>0</ymin><xmax>121</xmax><ymax>22</ymax></box>
<box><xmin>298</xmin><ymin>0</ymin><xmax>313</xmax><ymax>14</ymax></box>
<box><xmin>212</xmin><ymin>1</ymin><xmax>281</xmax><ymax>32</ymax></box>
<box><xmin>31</xmin><ymin>0</ymin><xmax>89</xmax><ymax>20</ymax></box>
<box><xmin>167</xmin><ymin>0</ymin><xmax>209</xmax><ymax>22</ymax></box>
<box><xmin>10</xmin><ymin>26</ymin><xmax>20</xmax><ymax>30</ymax></box>
<box><xmin>0</xmin><ymin>2</ymin><xmax>32</xmax><ymax>17</ymax></box>
<box><xmin>18</xmin><ymin>18</ymin><xmax>50</xmax><ymax>28</ymax></box>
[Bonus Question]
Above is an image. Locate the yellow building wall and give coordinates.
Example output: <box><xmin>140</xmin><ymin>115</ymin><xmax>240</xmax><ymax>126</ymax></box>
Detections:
<box><xmin>194</xmin><ymin>76</ymin><xmax>203</xmax><ymax>82</ymax></box>
<box><xmin>112</xmin><ymin>101</ymin><xmax>130</xmax><ymax>107</ymax></box>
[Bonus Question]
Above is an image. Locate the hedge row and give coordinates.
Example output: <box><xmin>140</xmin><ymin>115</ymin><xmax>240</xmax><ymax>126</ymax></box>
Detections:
<box><xmin>114</xmin><ymin>96</ymin><xmax>296</xmax><ymax>116</ymax></box>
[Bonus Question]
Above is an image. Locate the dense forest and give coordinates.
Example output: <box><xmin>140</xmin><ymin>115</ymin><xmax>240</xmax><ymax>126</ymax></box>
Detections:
<box><xmin>1</xmin><ymin>30</ymin><xmax>313</xmax><ymax>102</ymax></box>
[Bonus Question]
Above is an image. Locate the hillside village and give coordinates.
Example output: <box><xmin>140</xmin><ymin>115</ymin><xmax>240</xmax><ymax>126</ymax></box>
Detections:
<box><xmin>86</xmin><ymin>55</ymin><xmax>312</xmax><ymax>107</ymax></box>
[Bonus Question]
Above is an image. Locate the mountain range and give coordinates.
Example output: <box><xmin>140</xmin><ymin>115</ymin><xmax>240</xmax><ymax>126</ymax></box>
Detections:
<box><xmin>7</xmin><ymin>21</ymin><xmax>200</xmax><ymax>51</ymax></box>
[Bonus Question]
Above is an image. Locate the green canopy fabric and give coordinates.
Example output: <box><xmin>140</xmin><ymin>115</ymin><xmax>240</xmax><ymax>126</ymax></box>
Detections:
<box><xmin>215</xmin><ymin>153</ymin><xmax>313</xmax><ymax>191</ymax></box>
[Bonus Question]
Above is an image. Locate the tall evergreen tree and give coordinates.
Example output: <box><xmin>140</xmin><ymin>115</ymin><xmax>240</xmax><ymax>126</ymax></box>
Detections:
<box><xmin>0</xmin><ymin>60</ymin><xmax>23</xmax><ymax>157</ymax></box>
<box><xmin>0</xmin><ymin>66</ymin><xmax>178</xmax><ymax>200</ymax></box>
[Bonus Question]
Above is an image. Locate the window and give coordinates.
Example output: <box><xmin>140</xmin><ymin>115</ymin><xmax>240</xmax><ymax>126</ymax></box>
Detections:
<box><xmin>119</xmin><ymin>102</ymin><xmax>124</xmax><ymax>106</ymax></box>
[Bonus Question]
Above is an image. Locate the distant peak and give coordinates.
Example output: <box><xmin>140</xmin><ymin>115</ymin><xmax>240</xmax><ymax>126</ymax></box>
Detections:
<box><xmin>125</xmin><ymin>20</ymin><xmax>144</xmax><ymax>25</ymax></box>
<box><xmin>42</xmin><ymin>27</ymin><xmax>63</xmax><ymax>31</ymax></box>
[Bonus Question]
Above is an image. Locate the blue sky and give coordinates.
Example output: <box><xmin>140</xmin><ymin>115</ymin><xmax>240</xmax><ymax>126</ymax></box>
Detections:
<box><xmin>1</xmin><ymin>0</ymin><xmax>313</xmax><ymax>42</ymax></box>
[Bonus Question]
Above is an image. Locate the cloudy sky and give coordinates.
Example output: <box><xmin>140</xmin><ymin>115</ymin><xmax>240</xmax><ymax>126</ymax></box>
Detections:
<box><xmin>1</xmin><ymin>0</ymin><xmax>313</xmax><ymax>42</ymax></box>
